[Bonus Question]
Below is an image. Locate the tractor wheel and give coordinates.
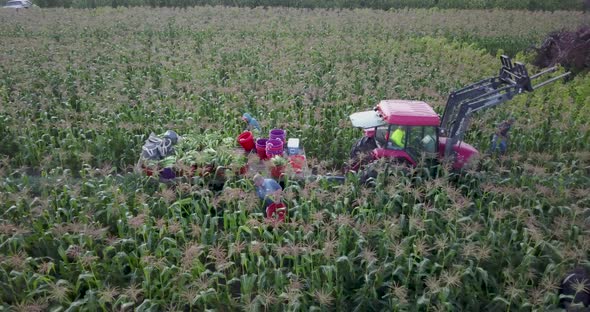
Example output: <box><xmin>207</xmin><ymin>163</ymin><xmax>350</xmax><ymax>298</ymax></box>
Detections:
<box><xmin>359</xmin><ymin>163</ymin><xmax>379</xmax><ymax>185</ymax></box>
<box><xmin>359</xmin><ymin>157</ymin><xmax>413</xmax><ymax>185</ymax></box>
<box><xmin>349</xmin><ymin>136</ymin><xmax>377</xmax><ymax>171</ymax></box>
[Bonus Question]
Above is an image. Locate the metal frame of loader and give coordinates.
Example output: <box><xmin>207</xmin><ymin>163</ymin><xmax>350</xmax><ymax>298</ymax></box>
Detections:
<box><xmin>439</xmin><ymin>55</ymin><xmax>571</xmax><ymax>161</ymax></box>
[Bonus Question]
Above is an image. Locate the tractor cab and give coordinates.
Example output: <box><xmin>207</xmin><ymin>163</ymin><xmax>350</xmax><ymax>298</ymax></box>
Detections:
<box><xmin>349</xmin><ymin>100</ymin><xmax>441</xmax><ymax>169</ymax></box>
<box><xmin>372</xmin><ymin>124</ymin><xmax>439</xmax><ymax>160</ymax></box>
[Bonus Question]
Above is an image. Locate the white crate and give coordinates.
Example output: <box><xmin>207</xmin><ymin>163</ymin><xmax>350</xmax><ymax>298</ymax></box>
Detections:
<box><xmin>287</xmin><ymin>138</ymin><xmax>300</xmax><ymax>155</ymax></box>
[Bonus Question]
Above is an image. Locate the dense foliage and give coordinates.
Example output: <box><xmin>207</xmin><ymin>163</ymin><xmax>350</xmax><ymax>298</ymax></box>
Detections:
<box><xmin>31</xmin><ymin>0</ymin><xmax>590</xmax><ymax>12</ymax></box>
<box><xmin>534</xmin><ymin>25</ymin><xmax>590</xmax><ymax>73</ymax></box>
<box><xmin>0</xmin><ymin>6</ymin><xmax>589</xmax><ymax>312</ymax></box>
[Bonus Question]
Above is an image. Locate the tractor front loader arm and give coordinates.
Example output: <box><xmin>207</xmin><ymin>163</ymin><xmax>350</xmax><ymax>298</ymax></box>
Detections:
<box><xmin>439</xmin><ymin>55</ymin><xmax>570</xmax><ymax>159</ymax></box>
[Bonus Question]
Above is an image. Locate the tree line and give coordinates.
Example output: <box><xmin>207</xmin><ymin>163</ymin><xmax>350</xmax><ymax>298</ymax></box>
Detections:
<box><xmin>34</xmin><ymin>0</ymin><xmax>589</xmax><ymax>11</ymax></box>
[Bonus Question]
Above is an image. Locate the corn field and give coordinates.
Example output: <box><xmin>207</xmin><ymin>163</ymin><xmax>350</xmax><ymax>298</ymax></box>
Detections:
<box><xmin>0</xmin><ymin>6</ymin><xmax>589</xmax><ymax>312</ymax></box>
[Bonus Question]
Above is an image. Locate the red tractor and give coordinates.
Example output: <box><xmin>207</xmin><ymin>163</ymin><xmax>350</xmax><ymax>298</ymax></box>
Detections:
<box><xmin>349</xmin><ymin>55</ymin><xmax>569</xmax><ymax>173</ymax></box>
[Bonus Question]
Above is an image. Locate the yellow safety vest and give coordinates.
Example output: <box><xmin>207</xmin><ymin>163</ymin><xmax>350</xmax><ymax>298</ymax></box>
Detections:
<box><xmin>391</xmin><ymin>128</ymin><xmax>405</xmax><ymax>147</ymax></box>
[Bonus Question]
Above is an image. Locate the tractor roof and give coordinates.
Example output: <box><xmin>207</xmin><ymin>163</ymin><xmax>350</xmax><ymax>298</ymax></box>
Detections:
<box><xmin>377</xmin><ymin>100</ymin><xmax>440</xmax><ymax>126</ymax></box>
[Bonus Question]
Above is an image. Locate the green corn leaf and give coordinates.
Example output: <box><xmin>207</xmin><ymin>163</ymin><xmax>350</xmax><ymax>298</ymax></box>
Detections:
<box><xmin>417</xmin><ymin>294</ymin><xmax>429</xmax><ymax>306</ymax></box>
<box><xmin>492</xmin><ymin>296</ymin><xmax>511</xmax><ymax>306</ymax></box>
<box><xmin>64</xmin><ymin>298</ymin><xmax>88</xmax><ymax>312</ymax></box>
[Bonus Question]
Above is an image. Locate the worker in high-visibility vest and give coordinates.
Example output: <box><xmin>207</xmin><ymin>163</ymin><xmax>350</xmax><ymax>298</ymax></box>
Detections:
<box><xmin>390</xmin><ymin>126</ymin><xmax>405</xmax><ymax>148</ymax></box>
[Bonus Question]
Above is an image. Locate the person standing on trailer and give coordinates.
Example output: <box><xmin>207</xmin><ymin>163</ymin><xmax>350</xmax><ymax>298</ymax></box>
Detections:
<box><xmin>242</xmin><ymin>113</ymin><xmax>261</xmax><ymax>135</ymax></box>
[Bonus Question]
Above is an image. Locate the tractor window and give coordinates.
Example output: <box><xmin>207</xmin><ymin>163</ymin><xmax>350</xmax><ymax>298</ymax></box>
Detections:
<box><xmin>386</xmin><ymin>125</ymin><xmax>406</xmax><ymax>150</ymax></box>
<box><xmin>422</xmin><ymin>127</ymin><xmax>437</xmax><ymax>154</ymax></box>
<box><xmin>406</xmin><ymin>126</ymin><xmax>438</xmax><ymax>156</ymax></box>
<box><xmin>374</xmin><ymin>126</ymin><xmax>389</xmax><ymax>147</ymax></box>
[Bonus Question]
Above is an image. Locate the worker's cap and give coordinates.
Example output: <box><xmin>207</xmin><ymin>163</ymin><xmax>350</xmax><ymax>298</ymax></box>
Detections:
<box><xmin>163</xmin><ymin>130</ymin><xmax>179</xmax><ymax>144</ymax></box>
<box><xmin>242</xmin><ymin>113</ymin><xmax>252</xmax><ymax>122</ymax></box>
